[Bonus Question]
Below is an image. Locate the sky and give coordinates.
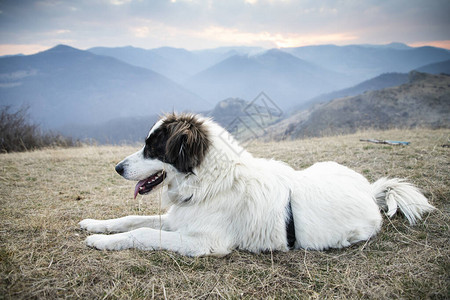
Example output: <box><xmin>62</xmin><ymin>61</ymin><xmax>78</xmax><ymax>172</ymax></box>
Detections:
<box><xmin>0</xmin><ymin>0</ymin><xmax>449</xmax><ymax>55</ymax></box>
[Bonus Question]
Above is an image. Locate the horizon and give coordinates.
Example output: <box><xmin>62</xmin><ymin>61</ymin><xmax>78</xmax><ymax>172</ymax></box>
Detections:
<box><xmin>2</xmin><ymin>41</ymin><xmax>450</xmax><ymax>57</ymax></box>
<box><xmin>0</xmin><ymin>1</ymin><xmax>449</xmax><ymax>56</ymax></box>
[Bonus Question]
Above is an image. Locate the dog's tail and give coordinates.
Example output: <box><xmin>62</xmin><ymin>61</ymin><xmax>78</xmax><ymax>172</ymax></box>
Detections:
<box><xmin>372</xmin><ymin>178</ymin><xmax>435</xmax><ymax>225</ymax></box>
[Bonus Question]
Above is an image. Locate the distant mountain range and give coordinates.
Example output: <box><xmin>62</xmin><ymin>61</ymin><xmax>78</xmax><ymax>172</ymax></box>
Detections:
<box><xmin>59</xmin><ymin>114</ymin><xmax>160</xmax><ymax>144</ymax></box>
<box><xmin>267</xmin><ymin>72</ymin><xmax>450</xmax><ymax>140</ymax></box>
<box><xmin>0</xmin><ymin>45</ymin><xmax>208</xmax><ymax>129</ymax></box>
<box><xmin>416</xmin><ymin>59</ymin><xmax>450</xmax><ymax>74</ymax></box>
<box><xmin>89</xmin><ymin>46</ymin><xmax>264</xmax><ymax>84</ymax></box>
<box><xmin>184</xmin><ymin>49</ymin><xmax>351</xmax><ymax>107</ymax></box>
<box><xmin>88</xmin><ymin>43</ymin><xmax>450</xmax><ymax>108</ymax></box>
<box><xmin>282</xmin><ymin>43</ymin><xmax>450</xmax><ymax>82</ymax></box>
<box><xmin>292</xmin><ymin>72</ymin><xmax>410</xmax><ymax>111</ymax></box>
<box><xmin>1</xmin><ymin>42</ymin><xmax>449</xmax><ymax>142</ymax></box>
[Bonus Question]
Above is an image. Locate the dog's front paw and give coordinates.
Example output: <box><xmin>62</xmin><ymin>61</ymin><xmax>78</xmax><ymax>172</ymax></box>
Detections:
<box><xmin>79</xmin><ymin>219</ymin><xmax>109</xmax><ymax>233</ymax></box>
<box><xmin>85</xmin><ymin>234</ymin><xmax>129</xmax><ymax>251</ymax></box>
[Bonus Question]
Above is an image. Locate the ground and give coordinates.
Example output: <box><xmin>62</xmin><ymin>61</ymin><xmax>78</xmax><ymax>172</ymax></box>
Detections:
<box><xmin>0</xmin><ymin>129</ymin><xmax>449</xmax><ymax>299</ymax></box>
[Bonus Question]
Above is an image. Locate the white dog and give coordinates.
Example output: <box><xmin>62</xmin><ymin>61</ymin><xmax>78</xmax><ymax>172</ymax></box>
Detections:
<box><xmin>79</xmin><ymin>113</ymin><xmax>434</xmax><ymax>256</ymax></box>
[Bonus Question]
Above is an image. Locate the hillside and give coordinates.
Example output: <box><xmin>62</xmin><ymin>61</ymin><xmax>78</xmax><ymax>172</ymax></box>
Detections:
<box><xmin>416</xmin><ymin>59</ymin><xmax>450</xmax><ymax>74</ymax></box>
<box><xmin>269</xmin><ymin>72</ymin><xmax>450</xmax><ymax>139</ymax></box>
<box><xmin>185</xmin><ymin>49</ymin><xmax>351</xmax><ymax>108</ymax></box>
<box><xmin>207</xmin><ymin>96</ymin><xmax>283</xmax><ymax>141</ymax></box>
<box><xmin>293</xmin><ymin>72</ymin><xmax>410</xmax><ymax>111</ymax></box>
<box><xmin>1</xmin><ymin>129</ymin><xmax>448</xmax><ymax>298</ymax></box>
<box><xmin>0</xmin><ymin>45</ymin><xmax>209</xmax><ymax>129</ymax></box>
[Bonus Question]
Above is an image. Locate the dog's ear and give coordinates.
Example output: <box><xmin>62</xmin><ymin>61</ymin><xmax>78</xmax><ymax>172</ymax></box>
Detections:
<box><xmin>165</xmin><ymin>116</ymin><xmax>209</xmax><ymax>173</ymax></box>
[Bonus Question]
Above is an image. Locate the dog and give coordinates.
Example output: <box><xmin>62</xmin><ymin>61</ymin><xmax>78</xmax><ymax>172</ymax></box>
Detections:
<box><xmin>79</xmin><ymin>113</ymin><xmax>435</xmax><ymax>256</ymax></box>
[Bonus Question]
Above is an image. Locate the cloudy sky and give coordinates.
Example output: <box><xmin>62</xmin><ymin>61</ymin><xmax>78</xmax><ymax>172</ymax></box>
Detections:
<box><xmin>0</xmin><ymin>0</ymin><xmax>449</xmax><ymax>55</ymax></box>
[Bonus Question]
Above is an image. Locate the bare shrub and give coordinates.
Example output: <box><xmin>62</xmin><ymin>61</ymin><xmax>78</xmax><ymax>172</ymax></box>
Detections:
<box><xmin>0</xmin><ymin>106</ymin><xmax>78</xmax><ymax>153</ymax></box>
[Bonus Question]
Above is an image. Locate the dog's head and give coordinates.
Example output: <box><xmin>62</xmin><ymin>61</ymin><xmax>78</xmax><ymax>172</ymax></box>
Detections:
<box><xmin>115</xmin><ymin>113</ymin><xmax>210</xmax><ymax>198</ymax></box>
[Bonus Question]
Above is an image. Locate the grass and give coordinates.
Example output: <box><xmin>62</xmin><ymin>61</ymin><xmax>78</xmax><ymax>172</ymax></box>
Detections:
<box><xmin>0</xmin><ymin>128</ymin><xmax>449</xmax><ymax>299</ymax></box>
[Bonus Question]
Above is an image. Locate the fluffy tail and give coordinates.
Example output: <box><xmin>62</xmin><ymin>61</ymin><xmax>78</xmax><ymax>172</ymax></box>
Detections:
<box><xmin>372</xmin><ymin>178</ymin><xmax>435</xmax><ymax>225</ymax></box>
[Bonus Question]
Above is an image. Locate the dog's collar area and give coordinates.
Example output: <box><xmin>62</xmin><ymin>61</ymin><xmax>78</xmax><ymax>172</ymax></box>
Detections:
<box><xmin>286</xmin><ymin>199</ymin><xmax>296</xmax><ymax>249</ymax></box>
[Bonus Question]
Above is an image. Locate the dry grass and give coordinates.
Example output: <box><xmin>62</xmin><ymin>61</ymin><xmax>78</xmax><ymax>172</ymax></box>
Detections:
<box><xmin>1</xmin><ymin>128</ymin><xmax>449</xmax><ymax>299</ymax></box>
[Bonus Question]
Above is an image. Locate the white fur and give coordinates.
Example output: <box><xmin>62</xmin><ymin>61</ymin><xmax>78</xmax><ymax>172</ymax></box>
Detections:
<box><xmin>80</xmin><ymin>116</ymin><xmax>435</xmax><ymax>256</ymax></box>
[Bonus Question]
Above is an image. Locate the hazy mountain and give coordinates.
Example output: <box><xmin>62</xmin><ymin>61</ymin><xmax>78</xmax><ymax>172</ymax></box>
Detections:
<box><xmin>0</xmin><ymin>45</ymin><xmax>209</xmax><ymax>129</ymax></box>
<box><xmin>72</xmin><ymin>97</ymin><xmax>286</xmax><ymax>144</ymax></box>
<box><xmin>293</xmin><ymin>72</ymin><xmax>410</xmax><ymax>111</ymax></box>
<box><xmin>268</xmin><ymin>72</ymin><xmax>450</xmax><ymax>139</ymax></box>
<box><xmin>191</xmin><ymin>46</ymin><xmax>265</xmax><ymax>62</ymax></box>
<box><xmin>357</xmin><ymin>42</ymin><xmax>413</xmax><ymax>50</ymax></box>
<box><xmin>2</xmin><ymin>43</ymin><xmax>449</xmax><ymax>144</ymax></box>
<box><xmin>79</xmin><ymin>96</ymin><xmax>282</xmax><ymax>144</ymax></box>
<box><xmin>88</xmin><ymin>43</ymin><xmax>450</xmax><ymax>110</ymax></box>
<box><xmin>88</xmin><ymin>46</ymin><xmax>263</xmax><ymax>83</ymax></box>
<box><xmin>415</xmin><ymin>59</ymin><xmax>450</xmax><ymax>74</ymax></box>
<box><xmin>282</xmin><ymin>44</ymin><xmax>450</xmax><ymax>82</ymax></box>
<box><xmin>185</xmin><ymin>49</ymin><xmax>352</xmax><ymax>109</ymax></box>
<box><xmin>205</xmin><ymin>97</ymin><xmax>283</xmax><ymax>141</ymax></box>
<box><xmin>88</xmin><ymin>46</ymin><xmax>175</xmax><ymax>78</ymax></box>
<box><xmin>89</xmin><ymin>46</ymin><xmax>201</xmax><ymax>83</ymax></box>
<box><xmin>59</xmin><ymin>114</ymin><xmax>160</xmax><ymax>144</ymax></box>
<box><xmin>207</xmin><ymin>98</ymin><xmax>250</xmax><ymax>127</ymax></box>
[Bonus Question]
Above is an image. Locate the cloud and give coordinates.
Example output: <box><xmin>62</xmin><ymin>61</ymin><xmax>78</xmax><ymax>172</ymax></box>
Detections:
<box><xmin>54</xmin><ymin>29</ymin><xmax>71</xmax><ymax>35</ymax></box>
<box><xmin>0</xmin><ymin>0</ymin><xmax>449</xmax><ymax>53</ymax></box>
<box><xmin>130</xmin><ymin>26</ymin><xmax>150</xmax><ymax>38</ymax></box>
<box><xmin>110</xmin><ymin>0</ymin><xmax>133</xmax><ymax>6</ymax></box>
<box><xmin>192</xmin><ymin>26</ymin><xmax>358</xmax><ymax>48</ymax></box>
<box><xmin>0</xmin><ymin>44</ymin><xmax>49</xmax><ymax>55</ymax></box>
<box><xmin>409</xmin><ymin>40</ymin><xmax>450</xmax><ymax>49</ymax></box>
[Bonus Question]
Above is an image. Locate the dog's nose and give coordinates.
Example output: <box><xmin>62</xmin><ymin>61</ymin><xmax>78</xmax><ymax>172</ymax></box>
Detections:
<box><xmin>115</xmin><ymin>163</ymin><xmax>124</xmax><ymax>176</ymax></box>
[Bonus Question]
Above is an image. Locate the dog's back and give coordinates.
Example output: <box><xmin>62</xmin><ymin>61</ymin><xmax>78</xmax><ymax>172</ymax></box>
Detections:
<box><xmin>290</xmin><ymin>162</ymin><xmax>434</xmax><ymax>250</ymax></box>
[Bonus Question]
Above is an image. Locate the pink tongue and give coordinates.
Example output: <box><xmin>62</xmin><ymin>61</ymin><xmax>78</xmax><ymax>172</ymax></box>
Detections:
<box><xmin>134</xmin><ymin>179</ymin><xmax>148</xmax><ymax>199</ymax></box>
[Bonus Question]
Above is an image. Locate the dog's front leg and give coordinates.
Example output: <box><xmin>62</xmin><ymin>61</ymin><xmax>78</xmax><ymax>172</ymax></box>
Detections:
<box><xmin>85</xmin><ymin>228</ymin><xmax>215</xmax><ymax>256</ymax></box>
<box><xmin>79</xmin><ymin>215</ymin><xmax>168</xmax><ymax>233</ymax></box>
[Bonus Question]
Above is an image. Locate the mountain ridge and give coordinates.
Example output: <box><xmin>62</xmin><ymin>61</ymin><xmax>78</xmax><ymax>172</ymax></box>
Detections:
<box><xmin>2</xmin><ymin>43</ymin><xmax>450</xmax><ymax>143</ymax></box>
<box><xmin>282</xmin><ymin>44</ymin><xmax>450</xmax><ymax>82</ymax></box>
<box><xmin>292</xmin><ymin>72</ymin><xmax>410</xmax><ymax>111</ymax></box>
<box><xmin>184</xmin><ymin>49</ymin><xmax>351</xmax><ymax>108</ymax></box>
<box><xmin>268</xmin><ymin>72</ymin><xmax>450</xmax><ymax>140</ymax></box>
<box><xmin>0</xmin><ymin>44</ymin><xmax>209</xmax><ymax>129</ymax></box>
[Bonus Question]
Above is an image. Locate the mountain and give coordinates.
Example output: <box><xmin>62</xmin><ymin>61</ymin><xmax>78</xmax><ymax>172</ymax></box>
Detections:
<box><xmin>59</xmin><ymin>114</ymin><xmax>160</xmax><ymax>144</ymax></box>
<box><xmin>282</xmin><ymin>44</ymin><xmax>450</xmax><ymax>82</ymax></box>
<box><xmin>191</xmin><ymin>46</ymin><xmax>265</xmax><ymax>63</ymax></box>
<box><xmin>185</xmin><ymin>49</ymin><xmax>352</xmax><ymax>109</ymax></box>
<box><xmin>293</xmin><ymin>72</ymin><xmax>410</xmax><ymax>111</ymax></box>
<box><xmin>207</xmin><ymin>97</ymin><xmax>250</xmax><ymax>127</ymax></box>
<box><xmin>268</xmin><ymin>72</ymin><xmax>450</xmax><ymax>139</ymax></box>
<box><xmin>0</xmin><ymin>45</ymin><xmax>209</xmax><ymax>129</ymax></box>
<box><xmin>205</xmin><ymin>97</ymin><xmax>283</xmax><ymax>141</ymax></box>
<box><xmin>415</xmin><ymin>59</ymin><xmax>450</xmax><ymax>74</ymax></box>
<box><xmin>357</xmin><ymin>42</ymin><xmax>412</xmax><ymax>50</ymax></box>
<box><xmin>88</xmin><ymin>43</ymin><xmax>450</xmax><ymax>110</ymax></box>
<box><xmin>89</xmin><ymin>46</ymin><xmax>202</xmax><ymax>83</ymax></box>
<box><xmin>3</xmin><ymin>43</ymin><xmax>449</xmax><ymax>143</ymax></box>
<box><xmin>88</xmin><ymin>46</ymin><xmax>262</xmax><ymax>83</ymax></box>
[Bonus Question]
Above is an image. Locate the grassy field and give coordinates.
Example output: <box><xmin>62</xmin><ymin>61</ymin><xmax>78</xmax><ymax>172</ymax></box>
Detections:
<box><xmin>1</xmin><ymin>129</ymin><xmax>449</xmax><ymax>299</ymax></box>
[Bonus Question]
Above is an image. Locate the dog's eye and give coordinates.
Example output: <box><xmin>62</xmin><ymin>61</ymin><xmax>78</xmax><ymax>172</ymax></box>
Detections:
<box><xmin>143</xmin><ymin>142</ymin><xmax>154</xmax><ymax>158</ymax></box>
<box><xmin>144</xmin><ymin>127</ymin><xmax>167</xmax><ymax>160</ymax></box>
